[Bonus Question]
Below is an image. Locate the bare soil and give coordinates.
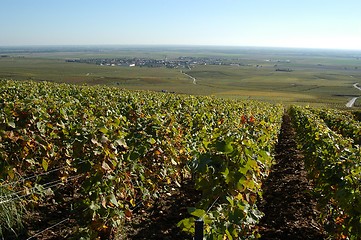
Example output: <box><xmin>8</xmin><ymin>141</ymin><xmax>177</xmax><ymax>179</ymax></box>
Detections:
<box><xmin>124</xmin><ymin>181</ymin><xmax>201</xmax><ymax>240</ymax></box>
<box><xmin>258</xmin><ymin>114</ymin><xmax>325</xmax><ymax>239</ymax></box>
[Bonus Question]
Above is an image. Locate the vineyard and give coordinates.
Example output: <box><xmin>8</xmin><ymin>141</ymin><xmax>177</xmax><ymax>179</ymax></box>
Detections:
<box><xmin>290</xmin><ymin>106</ymin><xmax>361</xmax><ymax>239</ymax></box>
<box><xmin>0</xmin><ymin>79</ymin><xmax>360</xmax><ymax>239</ymax></box>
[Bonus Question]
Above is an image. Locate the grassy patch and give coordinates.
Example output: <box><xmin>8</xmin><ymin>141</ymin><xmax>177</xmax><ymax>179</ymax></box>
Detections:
<box><xmin>0</xmin><ymin>187</ymin><xmax>24</xmax><ymax>238</ymax></box>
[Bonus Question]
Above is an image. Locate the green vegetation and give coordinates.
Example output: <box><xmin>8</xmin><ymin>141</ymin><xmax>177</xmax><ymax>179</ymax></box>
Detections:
<box><xmin>290</xmin><ymin>106</ymin><xmax>361</xmax><ymax>239</ymax></box>
<box><xmin>1</xmin><ymin>47</ymin><xmax>361</xmax><ymax>238</ymax></box>
<box><xmin>0</xmin><ymin>78</ymin><xmax>361</xmax><ymax>239</ymax></box>
<box><xmin>0</xmin><ymin>187</ymin><xmax>23</xmax><ymax>237</ymax></box>
<box><xmin>0</xmin><ymin>46</ymin><xmax>360</xmax><ymax>107</ymax></box>
<box><xmin>310</xmin><ymin>108</ymin><xmax>361</xmax><ymax>145</ymax></box>
<box><xmin>0</xmin><ymin>80</ymin><xmax>283</xmax><ymax>239</ymax></box>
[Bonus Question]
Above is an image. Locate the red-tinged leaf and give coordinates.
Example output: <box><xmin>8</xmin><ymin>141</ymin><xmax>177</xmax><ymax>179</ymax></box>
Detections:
<box><xmin>125</xmin><ymin>209</ymin><xmax>132</xmax><ymax>218</ymax></box>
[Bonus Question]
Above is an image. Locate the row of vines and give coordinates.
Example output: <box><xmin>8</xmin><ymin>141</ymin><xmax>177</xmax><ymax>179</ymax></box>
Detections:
<box><xmin>0</xmin><ymin>80</ymin><xmax>283</xmax><ymax>239</ymax></box>
<box><xmin>310</xmin><ymin>108</ymin><xmax>361</xmax><ymax>145</ymax></box>
<box><xmin>290</xmin><ymin>106</ymin><xmax>361</xmax><ymax>239</ymax></box>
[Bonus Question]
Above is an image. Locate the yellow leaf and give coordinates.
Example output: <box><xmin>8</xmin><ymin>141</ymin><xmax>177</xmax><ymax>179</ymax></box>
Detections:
<box><xmin>47</xmin><ymin>143</ymin><xmax>52</xmax><ymax>150</ymax></box>
<box><xmin>166</xmin><ymin>177</ymin><xmax>171</xmax><ymax>184</ymax></box>
<box><xmin>32</xmin><ymin>194</ymin><xmax>39</xmax><ymax>201</ymax></box>
<box><xmin>25</xmin><ymin>181</ymin><xmax>32</xmax><ymax>188</ymax></box>
<box><xmin>60</xmin><ymin>176</ymin><xmax>68</xmax><ymax>182</ymax></box>
<box><xmin>8</xmin><ymin>168</ymin><xmax>15</xmax><ymax>180</ymax></box>
<box><xmin>235</xmin><ymin>193</ymin><xmax>243</xmax><ymax>201</ymax></box>
<box><xmin>42</xmin><ymin>159</ymin><xmax>49</xmax><ymax>171</ymax></box>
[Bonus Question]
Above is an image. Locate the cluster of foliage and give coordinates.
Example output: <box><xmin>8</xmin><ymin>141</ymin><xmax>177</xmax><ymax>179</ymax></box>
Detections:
<box><xmin>352</xmin><ymin>111</ymin><xmax>361</xmax><ymax>122</ymax></box>
<box><xmin>178</xmin><ymin>97</ymin><xmax>283</xmax><ymax>239</ymax></box>
<box><xmin>290</xmin><ymin>106</ymin><xmax>361</xmax><ymax>239</ymax></box>
<box><xmin>0</xmin><ymin>80</ymin><xmax>283</xmax><ymax>239</ymax></box>
<box><xmin>311</xmin><ymin>108</ymin><xmax>361</xmax><ymax>145</ymax></box>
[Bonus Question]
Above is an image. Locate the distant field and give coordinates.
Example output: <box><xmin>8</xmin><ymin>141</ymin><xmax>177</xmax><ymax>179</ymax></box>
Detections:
<box><xmin>0</xmin><ymin>46</ymin><xmax>361</xmax><ymax>108</ymax></box>
<box><xmin>185</xmin><ymin>64</ymin><xmax>361</xmax><ymax>105</ymax></box>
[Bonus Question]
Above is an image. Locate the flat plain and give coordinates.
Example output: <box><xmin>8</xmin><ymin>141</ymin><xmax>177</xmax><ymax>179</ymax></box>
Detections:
<box><xmin>1</xmin><ymin>46</ymin><xmax>361</xmax><ymax>107</ymax></box>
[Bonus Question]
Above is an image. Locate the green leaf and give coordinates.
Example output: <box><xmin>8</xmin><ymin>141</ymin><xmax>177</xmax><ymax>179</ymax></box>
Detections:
<box><xmin>114</xmin><ymin>118</ymin><xmax>120</xmax><ymax>126</ymax></box>
<box><xmin>202</xmin><ymin>140</ymin><xmax>210</xmax><ymax>149</ymax></box>
<box><xmin>109</xmin><ymin>193</ymin><xmax>119</xmax><ymax>207</ymax></box>
<box><xmin>226</xmin><ymin>196</ymin><xmax>234</xmax><ymax>207</ymax></box>
<box><xmin>177</xmin><ymin>218</ymin><xmax>195</xmax><ymax>233</ymax></box>
<box><xmin>225</xmin><ymin>229</ymin><xmax>233</xmax><ymax>240</ymax></box>
<box><xmin>189</xmin><ymin>208</ymin><xmax>206</xmax><ymax>218</ymax></box>
<box><xmin>224</xmin><ymin>142</ymin><xmax>234</xmax><ymax>153</ymax></box>
<box><xmin>42</xmin><ymin>159</ymin><xmax>49</xmax><ymax>171</ymax></box>
<box><xmin>216</xmin><ymin>140</ymin><xmax>233</xmax><ymax>153</ymax></box>
<box><xmin>149</xmin><ymin>138</ymin><xmax>156</xmax><ymax>144</ymax></box>
<box><xmin>222</xmin><ymin>167</ymin><xmax>232</xmax><ymax>183</ymax></box>
<box><xmin>8</xmin><ymin>121</ymin><xmax>15</xmax><ymax>128</ymax></box>
<box><xmin>99</xmin><ymin>127</ymin><xmax>108</xmax><ymax>134</ymax></box>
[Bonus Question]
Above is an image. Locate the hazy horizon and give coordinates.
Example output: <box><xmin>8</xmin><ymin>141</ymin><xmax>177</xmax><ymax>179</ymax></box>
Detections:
<box><xmin>2</xmin><ymin>0</ymin><xmax>361</xmax><ymax>50</ymax></box>
<box><xmin>1</xmin><ymin>44</ymin><xmax>361</xmax><ymax>53</ymax></box>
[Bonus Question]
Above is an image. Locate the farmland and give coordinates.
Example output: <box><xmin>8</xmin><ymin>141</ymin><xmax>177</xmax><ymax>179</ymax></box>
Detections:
<box><xmin>0</xmin><ymin>46</ymin><xmax>361</xmax><ymax>239</ymax></box>
<box><xmin>1</xmin><ymin>46</ymin><xmax>361</xmax><ymax>107</ymax></box>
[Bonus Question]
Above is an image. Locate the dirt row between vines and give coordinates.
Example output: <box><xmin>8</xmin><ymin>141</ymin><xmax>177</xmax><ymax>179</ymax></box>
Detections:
<box><xmin>258</xmin><ymin>114</ymin><xmax>325</xmax><ymax>239</ymax></box>
<box><xmin>126</xmin><ymin>113</ymin><xmax>327</xmax><ymax>239</ymax></box>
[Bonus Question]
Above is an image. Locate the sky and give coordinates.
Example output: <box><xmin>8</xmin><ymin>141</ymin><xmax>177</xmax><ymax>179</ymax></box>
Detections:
<box><xmin>1</xmin><ymin>0</ymin><xmax>361</xmax><ymax>50</ymax></box>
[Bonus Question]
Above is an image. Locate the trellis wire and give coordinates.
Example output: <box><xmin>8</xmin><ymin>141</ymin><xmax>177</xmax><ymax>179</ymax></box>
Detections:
<box><xmin>25</xmin><ymin>218</ymin><xmax>70</xmax><ymax>240</ymax></box>
<box><xmin>0</xmin><ymin>159</ymin><xmax>87</xmax><ymax>188</ymax></box>
<box><xmin>0</xmin><ymin>174</ymin><xmax>83</xmax><ymax>205</ymax></box>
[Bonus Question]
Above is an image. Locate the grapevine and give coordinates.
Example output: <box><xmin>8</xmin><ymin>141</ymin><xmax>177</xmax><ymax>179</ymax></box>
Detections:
<box><xmin>0</xmin><ymin>80</ymin><xmax>283</xmax><ymax>239</ymax></box>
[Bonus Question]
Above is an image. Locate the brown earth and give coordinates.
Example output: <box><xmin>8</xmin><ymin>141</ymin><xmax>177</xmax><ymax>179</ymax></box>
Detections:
<box><xmin>124</xmin><ymin>181</ymin><xmax>201</xmax><ymax>240</ymax></box>
<box><xmin>258</xmin><ymin>114</ymin><xmax>325</xmax><ymax>239</ymax></box>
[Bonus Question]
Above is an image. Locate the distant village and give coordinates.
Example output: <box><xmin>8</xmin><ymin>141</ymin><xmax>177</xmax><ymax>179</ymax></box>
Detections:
<box><xmin>65</xmin><ymin>56</ymin><xmax>242</xmax><ymax>69</ymax></box>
